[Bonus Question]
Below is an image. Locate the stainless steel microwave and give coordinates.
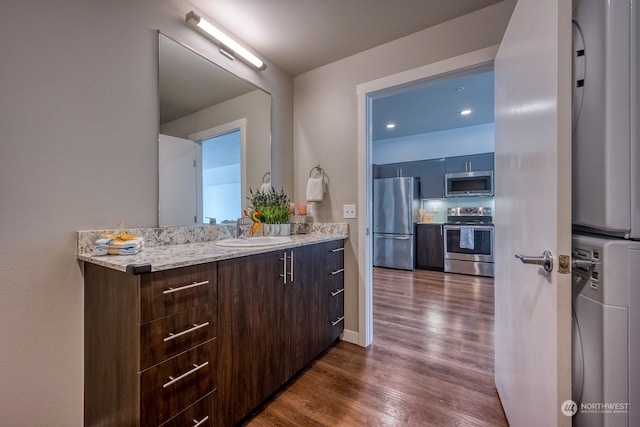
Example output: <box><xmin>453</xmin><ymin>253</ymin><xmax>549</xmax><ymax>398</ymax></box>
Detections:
<box><xmin>445</xmin><ymin>171</ymin><xmax>494</xmax><ymax>197</ymax></box>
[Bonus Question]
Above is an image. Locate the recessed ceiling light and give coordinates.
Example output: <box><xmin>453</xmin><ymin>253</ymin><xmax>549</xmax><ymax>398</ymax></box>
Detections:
<box><xmin>456</xmin><ymin>87</ymin><xmax>465</xmax><ymax>92</ymax></box>
<box><xmin>386</xmin><ymin>123</ymin><xmax>396</xmax><ymax>129</ymax></box>
<box><xmin>460</xmin><ymin>109</ymin><xmax>472</xmax><ymax>115</ymax></box>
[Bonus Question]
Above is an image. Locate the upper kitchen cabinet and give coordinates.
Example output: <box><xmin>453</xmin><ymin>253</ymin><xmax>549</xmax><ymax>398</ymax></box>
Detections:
<box><xmin>445</xmin><ymin>153</ymin><xmax>494</xmax><ymax>173</ymax></box>
<box><xmin>420</xmin><ymin>158</ymin><xmax>445</xmax><ymax>199</ymax></box>
<box><xmin>377</xmin><ymin>161</ymin><xmax>421</xmax><ymax>179</ymax></box>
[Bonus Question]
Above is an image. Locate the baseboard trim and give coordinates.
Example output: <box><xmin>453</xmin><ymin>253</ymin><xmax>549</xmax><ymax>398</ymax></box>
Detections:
<box><xmin>341</xmin><ymin>329</ymin><xmax>359</xmax><ymax>345</ymax></box>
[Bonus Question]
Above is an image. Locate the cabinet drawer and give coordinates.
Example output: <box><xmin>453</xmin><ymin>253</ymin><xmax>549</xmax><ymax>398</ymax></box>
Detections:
<box><xmin>325</xmin><ymin>241</ymin><xmax>345</xmax><ymax>272</ymax></box>
<box><xmin>160</xmin><ymin>392</ymin><xmax>215</xmax><ymax>427</ymax></box>
<box><xmin>140</xmin><ymin>304</ymin><xmax>216</xmax><ymax>370</ymax></box>
<box><xmin>140</xmin><ymin>340</ymin><xmax>216</xmax><ymax>427</ymax></box>
<box><xmin>329</xmin><ymin>287</ymin><xmax>344</xmax><ymax>319</ymax></box>
<box><xmin>328</xmin><ymin>294</ymin><xmax>345</xmax><ymax>343</ymax></box>
<box><xmin>140</xmin><ymin>264</ymin><xmax>216</xmax><ymax>323</ymax></box>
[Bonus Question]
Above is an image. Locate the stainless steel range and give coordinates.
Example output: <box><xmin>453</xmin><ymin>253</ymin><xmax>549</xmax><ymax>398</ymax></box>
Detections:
<box><xmin>443</xmin><ymin>207</ymin><xmax>494</xmax><ymax>277</ymax></box>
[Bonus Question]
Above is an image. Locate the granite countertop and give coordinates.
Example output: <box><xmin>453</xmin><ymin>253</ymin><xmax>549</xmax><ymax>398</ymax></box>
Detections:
<box><xmin>77</xmin><ymin>224</ymin><xmax>347</xmax><ymax>273</ymax></box>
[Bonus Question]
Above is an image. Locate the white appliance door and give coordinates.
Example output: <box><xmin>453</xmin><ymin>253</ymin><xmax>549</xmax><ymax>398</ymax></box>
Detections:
<box><xmin>571</xmin><ymin>0</ymin><xmax>632</xmax><ymax>236</ymax></box>
<box><xmin>494</xmin><ymin>0</ymin><xmax>573</xmax><ymax>426</ymax></box>
<box><xmin>158</xmin><ymin>134</ymin><xmax>197</xmax><ymax>226</ymax></box>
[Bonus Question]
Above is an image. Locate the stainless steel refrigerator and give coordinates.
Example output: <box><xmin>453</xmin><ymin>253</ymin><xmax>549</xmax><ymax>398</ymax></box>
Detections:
<box><xmin>373</xmin><ymin>177</ymin><xmax>420</xmax><ymax>270</ymax></box>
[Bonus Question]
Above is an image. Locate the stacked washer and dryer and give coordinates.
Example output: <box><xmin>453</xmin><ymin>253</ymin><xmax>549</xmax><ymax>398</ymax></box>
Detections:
<box><xmin>572</xmin><ymin>0</ymin><xmax>639</xmax><ymax>426</ymax></box>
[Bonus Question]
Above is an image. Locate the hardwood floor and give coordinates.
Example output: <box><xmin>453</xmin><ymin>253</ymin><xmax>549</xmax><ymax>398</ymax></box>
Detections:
<box><xmin>245</xmin><ymin>268</ymin><xmax>508</xmax><ymax>426</ymax></box>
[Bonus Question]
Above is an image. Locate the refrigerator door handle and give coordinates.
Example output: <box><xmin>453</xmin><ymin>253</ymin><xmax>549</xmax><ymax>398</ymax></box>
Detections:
<box><xmin>375</xmin><ymin>234</ymin><xmax>412</xmax><ymax>240</ymax></box>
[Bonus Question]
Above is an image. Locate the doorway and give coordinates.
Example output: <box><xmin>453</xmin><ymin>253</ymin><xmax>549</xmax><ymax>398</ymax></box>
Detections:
<box><xmin>356</xmin><ymin>46</ymin><xmax>499</xmax><ymax>347</ymax></box>
<box><xmin>201</xmin><ymin>129</ymin><xmax>242</xmax><ymax>223</ymax></box>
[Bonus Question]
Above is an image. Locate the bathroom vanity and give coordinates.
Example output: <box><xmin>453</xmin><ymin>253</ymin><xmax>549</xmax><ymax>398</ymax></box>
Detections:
<box><xmin>78</xmin><ymin>229</ymin><xmax>346</xmax><ymax>427</ymax></box>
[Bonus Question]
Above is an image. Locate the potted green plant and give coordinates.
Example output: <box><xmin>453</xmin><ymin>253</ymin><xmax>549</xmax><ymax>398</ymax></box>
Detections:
<box><xmin>246</xmin><ymin>187</ymin><xmax>292</xmax><ymax>236</ymax></box>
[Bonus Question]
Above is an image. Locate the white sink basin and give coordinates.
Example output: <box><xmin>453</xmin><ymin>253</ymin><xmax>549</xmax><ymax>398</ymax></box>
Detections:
<box><xmin>215</xmin><ymin>236</ymin><xmax>293</xmax><ymax>247</ymax></box>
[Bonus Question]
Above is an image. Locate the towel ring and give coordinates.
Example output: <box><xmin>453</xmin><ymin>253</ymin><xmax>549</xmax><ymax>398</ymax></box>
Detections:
<box><xmin>262</xmin><ymin>172</ymin><xmax>271</xmax><ymax>183</ymax></box>
<box><xmin>309</xmin><ymin>165</ymin><xmax>325</xmax><ymax>179</ymax></box>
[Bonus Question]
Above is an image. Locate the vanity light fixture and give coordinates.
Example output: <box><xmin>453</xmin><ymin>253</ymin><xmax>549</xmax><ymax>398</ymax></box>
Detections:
<box><xmin>386</xmin><ymin>123</ymin><xmax>396</xmax><ymax>129</ymax></box>
<box><xmin>460</xmin><ymin>109</ymin><xmax>472</xmax><ymax>115</ymax></box>
<box><xmin>186</xmin><ymin>11</ymin><xmax>266</xmax><ymax>71</ymax></box>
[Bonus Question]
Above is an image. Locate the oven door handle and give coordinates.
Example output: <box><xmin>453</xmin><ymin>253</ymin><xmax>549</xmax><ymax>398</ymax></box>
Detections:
<box><xmin>444</xmin><ymin>225</ymin><xmax>494</xmax><ymax>231</ymax></box>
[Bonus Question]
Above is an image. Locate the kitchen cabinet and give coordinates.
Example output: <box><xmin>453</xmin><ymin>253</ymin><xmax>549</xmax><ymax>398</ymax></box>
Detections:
<box><xmin>416</xmin><ymin>224</ymin><xmax>445</xmax><ymax>270</ymax></box>
<box><xmin>376</xmin><ymin>161</ymin><xmax>421</xmax><ymax>179</ymax></box>
<box><xmin>84</xmin><ymin>263</ymin><xmax>217</xmax><ymax>427</ymax></box>
<box><xmin>445</xmin><ymin>153</ymin><xmax>494</xmax><ymax>174</ymax></box>
<box><xmin>420</xmin><ymin>158</ymin><xmax>445</xmax><ymax>199</ymax></box>
<box><xmin>217</xmin><ymin>240</ymin><xmax>345</xmax><ymax>426</ymax></box>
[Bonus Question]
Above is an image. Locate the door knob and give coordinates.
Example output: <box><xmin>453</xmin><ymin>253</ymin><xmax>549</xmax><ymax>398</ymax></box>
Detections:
<box><xmin>515</xmin><ymin>250</ymin><xmax>554</xmax><ymax>273</ymax></box>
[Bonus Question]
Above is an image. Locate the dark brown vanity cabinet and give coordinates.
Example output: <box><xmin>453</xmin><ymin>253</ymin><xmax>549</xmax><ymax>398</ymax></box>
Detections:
<box><xmin>84</xmin><ymin>263</ymin><xmax>217</xmax><ymax>427</ymax></box>
<box><xmin>325</xmin><ymin>239</ymin><xmax>345</xmax><ymax>344</ymax></box>
<box><xmin>84</xmin><ymin>239</ymin><xmax>345</xmax><ymax>427</ymax></box>
<box><xmin>217</xmin><ymin>240</ymin><xmax>345</xmax><ymax>426</ymax></box>
<box><xmin>217</xmin><ymin>250</ymin><xmax>285</xmax><ymax>427</ymax></box>
<box><xmin>416</xmin><ymin>223</ymin><xmax>445</xmax><ymax>270</ymax></box>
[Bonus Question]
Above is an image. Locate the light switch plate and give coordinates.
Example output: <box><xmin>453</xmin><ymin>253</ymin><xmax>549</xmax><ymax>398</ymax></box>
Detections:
<box><xmin>343</xmin><ymin>204</ymin><xmax>356</xmax><ymax>219</ymax></box>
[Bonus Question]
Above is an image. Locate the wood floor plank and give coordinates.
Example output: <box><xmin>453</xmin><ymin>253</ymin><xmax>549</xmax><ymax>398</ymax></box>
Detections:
<box><xmin>245</xmin><ymin>268</ymin><xmax>508</xmax><ymax>426</ymax></box>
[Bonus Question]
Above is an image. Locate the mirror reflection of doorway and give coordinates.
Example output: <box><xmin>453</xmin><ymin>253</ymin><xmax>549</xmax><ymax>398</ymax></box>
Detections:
<box><xmin>201</xmin><ymin>129</ymin><xmax>241</xmax><ymax>223</ymax></box>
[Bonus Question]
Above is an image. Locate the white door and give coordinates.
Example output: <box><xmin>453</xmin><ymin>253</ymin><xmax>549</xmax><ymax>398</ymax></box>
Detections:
<box><xmin>158</xmin><ymin>134</ymin><xmax>197</xmax><ymax>226</ymax></box>
<box><xmin>494</xmin><ymin>0</ymin><xmax>572</xmax><ymax>426</ymax></box>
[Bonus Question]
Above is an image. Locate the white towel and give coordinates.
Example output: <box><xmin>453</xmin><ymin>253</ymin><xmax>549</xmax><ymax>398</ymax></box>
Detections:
<box><xmin>460</xmin><ymin>226</ymin><xmax>475</xmax><ymax>250</ymax></box>
<box><xmin>94</xmin><ymin>237</ymin><xmax>145</xmax><ymax>256</ymax></box>
<box><xmin>259</xmin><ymin>182</ymin><xmax>272</xmax><ymax>193</ymax></box>
<box><xmin>306</xmin><ymin>176</ymin><xmax>324</xmax><ymax>202</ymax></box>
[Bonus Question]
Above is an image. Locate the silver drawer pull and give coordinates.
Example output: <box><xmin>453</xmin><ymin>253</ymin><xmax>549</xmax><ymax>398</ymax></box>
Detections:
<box><xmin>331</xmin><ymin>268</ymin><xmax>344</xmax><ymax>275</ymax></box>
<box><xmin>163</xmin><ymin>280</ymin><xmax>209</xmax><ymax>295</ymax></box>
<box><xmin>193</xmin><ymin>415</ymin><xmax>209</xmax><ymax>427</ymax></box>
<box><xmin>280</xmin><ymin>252</ymin><xmax>287</xmax><ymax>284</ymax></box>
<box><xmin>331</xmin><ymin>288</ymin><xmax>344</xmax><ymax>297</ymax></box>
<box><xmin>163</xmin><ymin>361</ymin><xmax>209</xmax><ymax>388</ymax></box>
<box><xmin>163</xmin><ymin>322</ymin><xmax>210</xmax><ymax>342</ymax></box>
<box><xmin>331</xmin><ymin>316</ymin><xmax>345</xmax><ymax>326</ymax></box>
<box><xmin>331</xmin><ymin>247</ymin><xmax>344</xmax><ymax>252</ymax></box>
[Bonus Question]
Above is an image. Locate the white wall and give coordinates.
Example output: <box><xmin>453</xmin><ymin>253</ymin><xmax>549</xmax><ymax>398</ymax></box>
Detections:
<box><xmin>0</xmin><ymin>1</ymin><xmax>291</xmax><ymax>425</ymax></box>
<box><xmin>373</xmin><ymin>123</ymin><xmax>495</xmax><ymax>164</ymax></box>
<box><xmin>293</xmin><ymin>0</ymin><xmax>515</xmax><ymax>336</ymax></box>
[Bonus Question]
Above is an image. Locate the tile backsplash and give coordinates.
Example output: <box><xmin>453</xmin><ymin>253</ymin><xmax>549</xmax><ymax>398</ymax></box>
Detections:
<box><xmin>421</xmin><ymin>197</ymin><xmax>494</xmax><ymax>223</ymax></box>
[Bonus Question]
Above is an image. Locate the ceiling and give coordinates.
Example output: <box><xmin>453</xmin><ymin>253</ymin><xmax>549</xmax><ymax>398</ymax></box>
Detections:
<box><xmin>187</xmin><ymin>0</ymin><xmax>504</xmax><ymax>77</ymax></box>
<box><xmin>171</xmin><ymin>0</ymin><xmax>502</xmax><ymax>135</ymax></box>
<box><xmin>371</xmin><ymin>68</ymin><xmax>494</xmax><ymax>141</ymax></box>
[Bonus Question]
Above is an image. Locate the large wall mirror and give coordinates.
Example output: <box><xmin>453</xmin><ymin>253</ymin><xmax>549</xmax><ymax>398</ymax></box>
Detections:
<box><xmin>158</xmin><ymin>33</ymin><xmax>272</xmax><ymax>226</ymax></box>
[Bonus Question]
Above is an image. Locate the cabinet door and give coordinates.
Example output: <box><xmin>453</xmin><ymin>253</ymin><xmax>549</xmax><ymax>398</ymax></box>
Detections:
<box><xmin>445</xmin><ymin>153</ymin><xmax>494</xmax><ymax>173</ymax></box>
<box><xmin>416</xmin><ymin>224</ymin><xmax>444</xmax><ymax>270</ymax></box>
<box><xmin>377</xmin><ymin>161</ymin><xmax>421</xmax><ymax>178</ymax></box>
<box><xmin>396</xmin><ymin>161</ymin><xmax>421</xmax><ymax>178</ymax></box>
<box><xmin>468</xmin><ymin>152</ymin><xmax>494</xmax><ymax>172</ymax></box>
<box><xmin>217</xmin><ymin>251</ymin><xmax>285</xmax><ymax>427</ymax></box>
<box><xmin>444</xmin><ymin>155</ymin><xmax>469</xmax><ymax>173</ymax></box>
<box><xmin>285</xmin><ymin>244</ymin><xmax>324</xmax><ymax>379</ymax></box>
<box><xmin>420</xmin><ymin>158</ymin><xmax>445</xmax><ymax>198</ymax></box>
<box><xmin>377</xmin><ymin>163</ymin><xmax>399</xmax><ymax>178</ymax></box>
